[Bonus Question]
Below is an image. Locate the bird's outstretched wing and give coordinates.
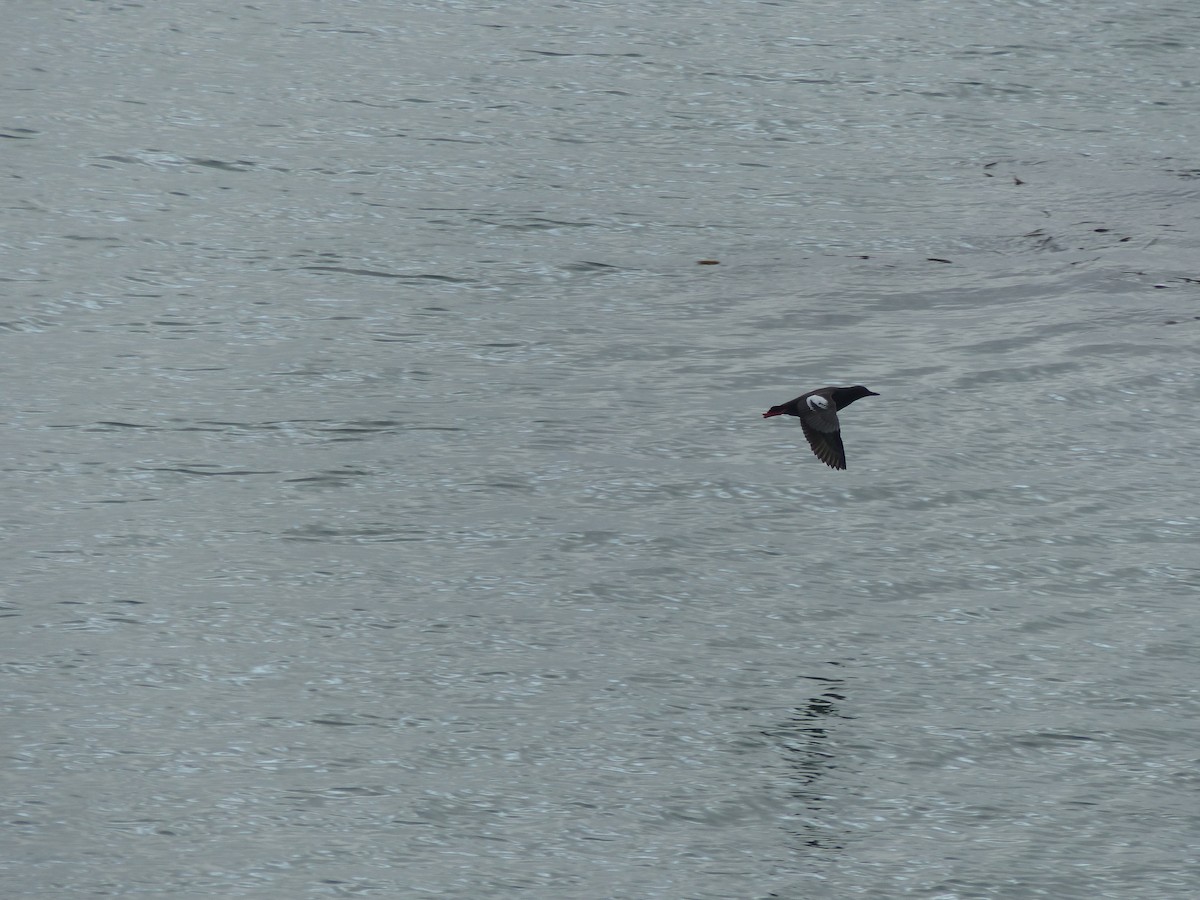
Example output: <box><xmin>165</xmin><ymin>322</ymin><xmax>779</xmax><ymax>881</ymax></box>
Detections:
<box><xmin>800</xmin><ymin>412</ymin><xmax>847</xmax><ymax>469</ymax></box>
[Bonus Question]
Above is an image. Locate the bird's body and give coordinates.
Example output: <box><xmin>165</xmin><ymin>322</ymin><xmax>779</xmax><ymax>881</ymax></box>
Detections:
<box><xmin>762</xmin><ymin>385</ymin><xmax>878</xmax><ymax>470</ymax></box>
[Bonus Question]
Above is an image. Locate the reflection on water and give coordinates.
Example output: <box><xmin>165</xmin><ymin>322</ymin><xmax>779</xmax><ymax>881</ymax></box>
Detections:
<box><xmin>768</xmin><ymin>670</ymin><xmax>852</xmax><ymax>852</ymax></box>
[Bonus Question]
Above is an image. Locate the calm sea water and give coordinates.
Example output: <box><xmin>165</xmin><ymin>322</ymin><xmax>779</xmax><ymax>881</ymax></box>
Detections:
<box><xmin>4</xmin><ymin>1</ymin><xmax>1199</xmax><ymax>897</ymax></box>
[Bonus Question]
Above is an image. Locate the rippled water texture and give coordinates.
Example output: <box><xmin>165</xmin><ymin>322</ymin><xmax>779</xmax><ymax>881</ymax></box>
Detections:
<box><xmin>3</xmin><ymin>1</ymin><xmax>1199</xmax><ymax>897</ymax></box>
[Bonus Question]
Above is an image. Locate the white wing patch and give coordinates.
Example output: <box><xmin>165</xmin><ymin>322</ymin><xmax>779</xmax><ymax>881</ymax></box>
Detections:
<box><xmin>806</xmin><ymin>395</ymin><xmax>829</xmax><ymax>410</ymax></box>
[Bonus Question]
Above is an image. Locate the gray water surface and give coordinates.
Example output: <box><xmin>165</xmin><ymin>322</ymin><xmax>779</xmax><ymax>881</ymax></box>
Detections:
<box><xmin>4</xmin><ymin>1</ymin><xmax>1199</xmax><ymax>897</ymax></box>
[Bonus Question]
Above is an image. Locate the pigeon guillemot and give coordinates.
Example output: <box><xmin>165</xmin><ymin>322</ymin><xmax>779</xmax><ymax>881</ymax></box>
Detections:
<box><xmin>762</xmin><ymin>385</ymin><xmax>879</xmax><ymax>470</ymax></box>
